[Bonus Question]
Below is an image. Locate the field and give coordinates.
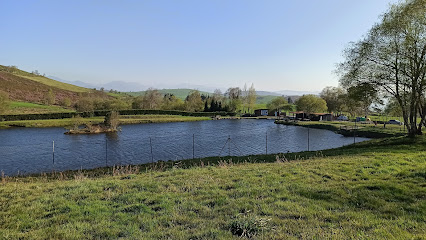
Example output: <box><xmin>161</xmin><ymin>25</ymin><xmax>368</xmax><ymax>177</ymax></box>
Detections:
<box><xmin>0</xmin><ymin>136</ymin><xmax>425</xmax><ymax>239</ymax></box>
<box><xmin>276</xmin><ymin>120</ymin><xmax>415</xmax><ymax>138</ymax></box>
<box><xmin>4</xmin><ymin>102</ymin><xmax>75</xmax><ymax>115</ymax></box>
<box><xmin>0</xmin><ymin>115</ymin><xmax>210</xmax><ymax>128</ymax></box>
<box><xmin>255</xmin><ymin>95</ymin><xmax>277</xmax><ymax>105</ymax></box>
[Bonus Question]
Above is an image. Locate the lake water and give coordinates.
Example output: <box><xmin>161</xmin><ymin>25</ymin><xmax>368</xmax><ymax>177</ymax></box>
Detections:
<box><xmin>0</xmin><ymin>119</ymin><xmax>369</xmax><ymax>176</ymax></box>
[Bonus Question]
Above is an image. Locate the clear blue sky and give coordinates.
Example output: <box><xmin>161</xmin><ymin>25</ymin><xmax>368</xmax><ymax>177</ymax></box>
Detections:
<box><xmin>1</xmin><ymin>0</ymin><xmax>396</xmax><ymax>92</ymax></box>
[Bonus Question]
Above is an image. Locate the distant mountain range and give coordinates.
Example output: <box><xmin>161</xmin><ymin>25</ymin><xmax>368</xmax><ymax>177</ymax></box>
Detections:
<box><xmin>48</xmin><ymin>76</ymin><xmax>319</xmax><ymax>96</ymax></box>
<box><xmin>48</xmin><ymin>76</ymin><xmax>147</xmax><ymax>92</ymax></box>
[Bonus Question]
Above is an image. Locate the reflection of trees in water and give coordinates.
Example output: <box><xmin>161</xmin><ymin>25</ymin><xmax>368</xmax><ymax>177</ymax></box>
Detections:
<box><xmin>106</xmin><ymin>132</ymin><xmax>119</xmax><ymax>141</ymax></box>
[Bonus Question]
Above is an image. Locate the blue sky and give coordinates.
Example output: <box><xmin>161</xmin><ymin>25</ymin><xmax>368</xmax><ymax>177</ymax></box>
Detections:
<box><xmin>1</xmin><ymin>0</ymin><xmax>396</xmax><ymax>92</ymax></box>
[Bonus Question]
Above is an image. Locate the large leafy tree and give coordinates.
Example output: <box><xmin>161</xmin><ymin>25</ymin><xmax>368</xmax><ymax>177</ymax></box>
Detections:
<box><xmin>225</xmin><ymin>87</ymin><xmax>242</xmax><ymax>112</ymax></box>
<box><xmin>295</xmin><ymin>95</ymin><xmax>328</xmax><ymax>114</ymax></box>
<box><xmin>161</xmin><ymin>93</ymin><xmax>184</xmax><ymax>110</ymax></box>
<box><xmin>346</xmin><ymin>83</ymin><xmax>381</xmax><ymax>116</ymax></box>
<box><xmin>247</xmin><ymin>84</ymin><xmax>257</xmax><ymax>113</ymax></box>
<box><xmin>337</xmin><ymin>0</ymin><xmax>425</xmax><ymax>136</ymax></box>
<box><xmin>319</xmin><ymin>86</ymin><xmax>347</xmax><ymax>114</ymax></box>
<box><xmin>185</xmin><ymin>90</ymin><xmax>204</xmax><ymax>112</ymax></box>
<box><xmin>266</xmin><ymin>96</ymin><xmax>292</xmax><ymax>112</ymax></box>
<box><xmin>132</xmin><ymin>88</ymin><xmax>162</xmax><ymax>109</ymax></box>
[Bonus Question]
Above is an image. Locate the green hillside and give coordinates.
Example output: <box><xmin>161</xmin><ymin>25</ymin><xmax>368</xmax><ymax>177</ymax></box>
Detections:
<box><xmin>5</xmin><ymin>101</ymin><xmax>75</xmax><ymax>115</ymax></box>
<box><xmin>0</xmin><ymin>65</ymin><xmax>113</xmax><ymax>114</ymax></box>
<box><xmin>0</xmin><ymin>65</ymin><xmax>89</xmax><ymax>93</ymax></box>
<box><xmin>256</xmin><ymin>95</ymin><xmax>278</xmax><ymax>105</ymax></box>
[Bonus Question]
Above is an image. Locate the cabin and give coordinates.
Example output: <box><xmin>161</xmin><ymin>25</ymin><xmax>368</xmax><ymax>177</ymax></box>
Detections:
<box><xmin>310</xmin><ymin>113</ymin><xmax>333</xmax><ymax>121</ymax></box>
<box><xmin>254</xmin><ymin>109</ymin><xmax>268</xmax><ymax>116</ymax></box>
<box><xmin>289</xmin><ymin>111</ymin><xmax>333</xmax><ymax>121</ymax></box>
<box><xmin>271</xmin><ymin>111</ymin><xmax>287</xmax><ymax>118</ymax></box>
<box><xmin>290</xmin><ymin>111</ymin><xmax>307</xmax><ymax>120</ymax></box>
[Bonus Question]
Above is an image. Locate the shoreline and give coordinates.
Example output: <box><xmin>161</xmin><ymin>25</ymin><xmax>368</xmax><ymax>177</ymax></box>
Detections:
<box><xmin>0</xmin><ymin>115</ymin><xmax>212</xmax><ymax>129</ymax></box>
<box><xmin>0</xmin><ymin>116</ymin><xmax>279</xmax><ymax>129</ymax></box>
<box><xmin>5</xmin><ymin>133</ymin><xmax>380</xmax><ymax>178</ymax></box>
<box><xmin>274</xmin><ymin>120</ymin><xmax>406</xmax><ymax>138</ymax></box>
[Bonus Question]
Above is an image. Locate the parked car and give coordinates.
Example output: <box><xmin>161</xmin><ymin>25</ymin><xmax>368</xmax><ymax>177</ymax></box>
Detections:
<box><xmin>337</xmin><ymin>115</ymin><xmax>348</xmax><ymax>121</ymax></box>
<box><xmin>388</xmin><ymin>119</ymin><xmax>403</xmax><ymax>125</ymax></box>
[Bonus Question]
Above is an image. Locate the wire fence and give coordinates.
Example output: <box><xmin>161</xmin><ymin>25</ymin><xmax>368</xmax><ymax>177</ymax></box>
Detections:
<box><xmin>0</xmin><ymin>127</ymin><xmax>368</xmax><ymax>176</ymax></box>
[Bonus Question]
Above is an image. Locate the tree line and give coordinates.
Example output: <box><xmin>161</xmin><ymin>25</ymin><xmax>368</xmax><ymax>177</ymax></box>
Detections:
<box><xmin>70</xmin><ymin>85</ymin><xmax>259</xmax><ymax>113</ymax></box>
<box><xmin>130</xmin><ymin>84</ymin><xmax>257</xmax><ymax>113</ymax></box>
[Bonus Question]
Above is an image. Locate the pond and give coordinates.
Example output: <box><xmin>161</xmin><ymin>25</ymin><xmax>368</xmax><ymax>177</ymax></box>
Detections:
<box><xmin>0</xmin><ymin>119</ymin><xmax>369</xmax><ymax>176</ymax></box>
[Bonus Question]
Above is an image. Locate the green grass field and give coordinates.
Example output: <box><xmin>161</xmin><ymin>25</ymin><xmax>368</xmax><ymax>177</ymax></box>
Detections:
<box><xmin>255</xmin><ymin>95</ymin><xmax>277</xmax><ymax>105</ymax></box>
<box><xmin>0</xmin><ymin>136</ymin><xmax>425</xmax><ymax>239</ymax></box>
<box><xmin>4</xmin><ymin>101</ymin><xmax>75</xmax><ymax>115</ymax></box>
<box><xmin>0</xmin><ymin>115</ymin><xmax>210</xmax><ymax>128</ymax></box>
<box><xmin>276</xmin><ymin>120</ymin><xmax>415</xmax><ymax>138</ymax></box>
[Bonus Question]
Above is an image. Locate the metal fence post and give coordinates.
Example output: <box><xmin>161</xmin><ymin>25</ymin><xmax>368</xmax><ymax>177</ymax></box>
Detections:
<box><xmin>105</xmin><ymin>139</ymin><xmax>108</xmax><ymax>166</ymax></box>
<box><xmin>307</xmin><ymin>127</ymin><xmax>310</xmax><ymax>151</ymax></box>
<box><xmin>52</xmin><ymin>140</ymin><xmax>55</xmax><ymax>165</ymax></box>
<box><xmin>266</xmin><ymin>132</ymin><xmax>268</xmax><ymax>154</ymax></box>
<box><xmin>228</xmin><ymin>135</ymin><xmax>231</xmax><ymax>156</ymax></box>
<box><xmin>354</xmin><ymin>120</ymin><xmax>356</xmax><ymax>144</ymax></box>
<box><xmin>150</xmin><ymin>137</ymin><xmax>154</xmax><ymax>164</ymax></box>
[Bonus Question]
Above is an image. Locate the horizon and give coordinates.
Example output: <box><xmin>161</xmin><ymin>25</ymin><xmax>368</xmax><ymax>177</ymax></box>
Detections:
<box><xmin>2</xmin><ymin>0</ymin><xmax>397</xmax><ymax>92</ymax></box>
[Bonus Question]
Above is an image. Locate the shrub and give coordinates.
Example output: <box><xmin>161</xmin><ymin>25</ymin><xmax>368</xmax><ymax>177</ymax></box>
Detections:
<box><xmin>229</xmin><ymin>211</ymin><xmax>271</xmax><ymax>238</ymax></box>
<box><xmin>60</xmin><ymin>98</ymin><xmax>72</xmax><ymax>108</ymax></box>
<box><xmin>0</xmin><ymin>91</ymin><xmax>9</xmax><ymax>115</ymax></box>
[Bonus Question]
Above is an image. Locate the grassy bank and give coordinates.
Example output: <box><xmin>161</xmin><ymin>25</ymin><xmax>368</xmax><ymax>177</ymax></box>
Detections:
<box><xmin>0</xmin><ymin>115</ymin><xmax>210</xmax><ymax>129</ymax></box>
<box><xmin>275</xmin><ymin>120</ymin><xmax>408</xmax><ymax>138</ymax></box>
<box><xmin>4</xmin><ymin>102</ymin><xmax>75</xmax><ymax>115</ymax></box>
<box><xmin>1</xmin><ymin>136</ymin><xmax>425</xmax><ymax>239</ymax></box>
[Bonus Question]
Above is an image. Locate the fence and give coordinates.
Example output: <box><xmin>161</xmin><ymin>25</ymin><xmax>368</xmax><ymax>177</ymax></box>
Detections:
<box><xmin>0</xmin><ymin>127</ymin><xmax>368</xmax><ymax>176</ymax></box>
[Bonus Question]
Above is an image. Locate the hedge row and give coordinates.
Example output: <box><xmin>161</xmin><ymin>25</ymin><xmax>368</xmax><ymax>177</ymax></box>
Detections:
<box><xmin>0</xmin><ymin>110</ymin><xmax>236</xmax><ymax>121</ymax></box>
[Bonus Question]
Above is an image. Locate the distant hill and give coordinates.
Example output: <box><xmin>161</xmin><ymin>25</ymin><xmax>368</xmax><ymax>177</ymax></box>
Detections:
<box><xmin>256</xmin><ymin>95</ymin><xmax>278</xmax><ymax>105</ymax></box>
<box><xmin>48</xmin><ymin>76</ymin><xmax>97</xmax><ymax>89</ymax></box>
<box><xmin>274</xmin><ymin>90</ymin><xmax>319</xmax><ymax>96</ymax></box>
<box><xmin>256</xmin><ymin>91</ymin><xmax>281</xmax><ymax>96</ymax></box>
<box><xmin>48</xmin><ymin>76</ymin><xmax>147</xmax><ymax>92</ymax></box>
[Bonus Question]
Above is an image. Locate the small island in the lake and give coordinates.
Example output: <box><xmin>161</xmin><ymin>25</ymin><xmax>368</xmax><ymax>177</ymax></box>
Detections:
<box><xmin>65</xmin><ymin>111</ymin><xmax>120</xmax><ymax>134</ymax></box>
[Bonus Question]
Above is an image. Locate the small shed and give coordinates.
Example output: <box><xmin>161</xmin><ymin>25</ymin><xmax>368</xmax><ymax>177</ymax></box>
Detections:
<box><xmin>254</xmin><ymin>109</ymin><xmax>269</xmax><ymax>116</ymax></box>
<box><xmin>309</xmin><ymin>113</ymin><xmax>334</xmax><ymax>121</ymax></box>
<box><xmin>290</xmin><ymin>111</ymin><xmax>307</xmax><ymax>119</ymax></box>
<box><xmin>289</xmin><ymin>112</ymin><xmax>333</xmax><ymax>121</ymax></box>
